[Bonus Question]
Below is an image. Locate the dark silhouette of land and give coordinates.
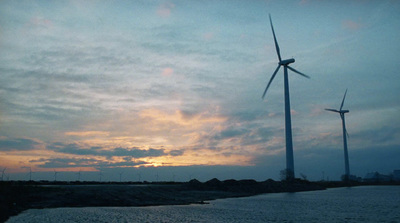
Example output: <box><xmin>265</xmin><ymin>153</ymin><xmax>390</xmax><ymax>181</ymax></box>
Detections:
<box><xmin>1</xmin><ymin>179</ymin><xmax>399</xmax><ymax>222</ymax></box>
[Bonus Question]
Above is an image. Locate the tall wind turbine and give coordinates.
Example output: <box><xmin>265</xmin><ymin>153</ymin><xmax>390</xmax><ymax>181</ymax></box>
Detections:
<box><xmin>54</xmin><ymin>170</ymin><xmax>59</xmax><ymax>182</ymax></box>
<box><xmin>262</xmin><ymin>14</ymin><xmax>310</xmax><ymax>180</ymax></box>
<box><xmin>325</xmin><ymin>89</ymin><xmax>350</xmax><ymax>180</ymax></box>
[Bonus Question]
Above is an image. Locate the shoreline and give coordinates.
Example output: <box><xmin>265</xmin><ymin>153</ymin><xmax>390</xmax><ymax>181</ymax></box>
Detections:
<box><xmin>1</xmin><ymin>179</ymin><xmax>399</xmax><ymax>222</ymax></box>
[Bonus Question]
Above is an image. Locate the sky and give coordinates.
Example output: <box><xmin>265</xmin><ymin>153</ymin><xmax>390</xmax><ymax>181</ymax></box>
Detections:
<box><xmin>0</xmin><ymin>0</ymin><xmax>399</xmax><ymax>182</ymax></box>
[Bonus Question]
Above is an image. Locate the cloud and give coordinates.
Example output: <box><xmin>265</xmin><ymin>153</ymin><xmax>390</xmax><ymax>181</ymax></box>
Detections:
<box><xmin>139</xmin><ymin>108</ymin><xmax>227</xmax><ymax>128</ymax></box>
<box><xmin>203</xmin><ymin>32</ymin><xmax>214</xmax><ymax>40</ymax></box>
<box><xmin>29</xmin><ymin>17</ymin><xmax>53</xmax><ymax>28</ymax></box>
<box><xmin>350</xmin><ymin>126</ymin><xmax>400</xmax><ymax>147</ymax></box>
<box><xmin>112</xmin><ymin>147</ymin><xmax>167</xmax><ymax>158</ymax></box>
<box><xmin>65</xmin><ymin>131</ymin><xmax>110</xmax><ymax>137</ymax></box>
<box><xmin>157</xmin><ymin>2</ymin><xmax>175</xmax><ymax>18</ymax></box>
<box><xmin>47</xmin><ymin>143</ymin><xmax>100</xmax><ymax>156</ymax></box>
<box><xmin>309</xmin><ymin>107</ymin><xmax>325</xmax><ymax>117</ymax></box>
<box><xmin>0</xmin><ymin>137</ymin><xmax>40</xmax><ymax>151</ymax></box>
<box><xmin>161</xmin><ymin>67</ymin><xmax>174</xmax><ymax>77</ymax></box>
<box><xmin>31</xmin><ymin>157</ymin><xmax>148</xmax><ymax>169</ymax></box>
<box><xmin>342</xmin><ymin>20</ymin><xmax>362</xmax><ymax>31</ymax></box>
<box><xmin>47</xmin><ymin>142</ymin><xmax>177</xmax><ymax>158</ymax></box>
<box><xmin>299</xmin><ymin>0</ymin><xmax>309</xmax><ymax>5</ymax></box>
<box><xmin>169</xmin><ymin>150</ymin><xmax>184</xmax><ymax>156</ymax></box>
<box><xmin>214</xmin><ymin>128</ymin><xmax>247</xmax><ymax>140</ymax></box>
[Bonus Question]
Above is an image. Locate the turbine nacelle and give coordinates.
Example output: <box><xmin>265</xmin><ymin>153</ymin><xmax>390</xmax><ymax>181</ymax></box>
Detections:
<box><xmin>279</xmin><ymin>58</ymin><xmax>295</xmax><ymax>66</ymax></box>
<box><xmin>341</xmin><ymin>110</ymin><xmax>349</xmax><ymax>113</ymax></box>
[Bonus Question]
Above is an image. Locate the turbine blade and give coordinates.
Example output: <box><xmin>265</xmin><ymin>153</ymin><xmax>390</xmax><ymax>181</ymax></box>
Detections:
<box><xmin>340</xmin><ymin>89</ymin><xmax>348</xmax><ymax>110</ymax></box>
<box><xmin>325</xmin><ymin>108</ymin><xmax>339</xmax><ymax>113</ymax></box>
<box><xmin>262</xmin><ymin>65</ymin><xmax>281</xmax><ymax>99</ymax></box>
<box><xmin>287</xmin><ymin>66</ymin><xmax>310</xmax><ymax>78</ymax></box>
<box><xmin>269</xmin><ymin>14</ymin><xmax>282</xmax><ymax>62</ymax></box>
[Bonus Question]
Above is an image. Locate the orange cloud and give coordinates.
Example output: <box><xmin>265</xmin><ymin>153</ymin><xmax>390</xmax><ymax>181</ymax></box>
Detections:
<box><xmin>135</xmin><ymin>108</ymin><xmax>228</xmax><ymax>148</ymax></box>
<box><xmin>299</xmin><ymin>0</ymin><xmax>309</xmax><ymax>5</ymax></box>
<box><xmin>310</xmin><ymin>106</ymin><xmax>324</xmax><ymax>117</ymax></box>
<box><xmin>203</xmin><ymin>32</ymin><xmax>214</xmax><ymax>40</ymax></box>
<box><xmin>139</xmin><ymin>109</ymin><xmax>227</xmax><ymax>128</ymax></box>
<box><xmin>0</xmin><ymin>148</ymin><xmax>61</xmax><ymax>173</ymax></box>
<box><xmin>65</xmin><ymin>131</ymin><xmax>110</xmax><ymax>137</ymax></box>
<box><xmin>141</xmin><ymin>148</ymin><xmax>253</xmax><ymax>167</ymax></box>
<box><xmin>342</xmin><ymin>20</ymin><xmax>362</xmax><ymax>31</ymax></box>
<box><xmin>29</xmin><ymin>17</ymin><xmax>53</xmax><ymax>28</ymax></box>
<box><xmin>162</xmin><ymin>67</ymin><xmax>174</xmax><ymax>77</ymax></box>
<box><xmin>157</xmin><ymin>2</ymin><xmax>175</xmax><ymax>18</ymax></box>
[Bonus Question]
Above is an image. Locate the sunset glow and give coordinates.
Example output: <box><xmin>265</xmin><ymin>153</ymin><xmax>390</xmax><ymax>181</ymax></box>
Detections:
<box><xmin>0</xmin><ymin>0</ymin><xmax>399</xmax><ymax>181</ymax></box>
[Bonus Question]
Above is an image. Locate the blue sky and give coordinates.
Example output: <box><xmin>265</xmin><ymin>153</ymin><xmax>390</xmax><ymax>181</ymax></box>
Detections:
<box><xmin>0</xmin><ymin>0</ymin><xmax>399</xmax><ymax>182</ymax></box>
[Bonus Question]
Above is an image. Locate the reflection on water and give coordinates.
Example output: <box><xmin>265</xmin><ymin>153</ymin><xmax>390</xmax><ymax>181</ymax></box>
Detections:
<box><xmin>7</xmin><ymin>186</ymin><xmax>400</xmax><ymax>223</ymax></box>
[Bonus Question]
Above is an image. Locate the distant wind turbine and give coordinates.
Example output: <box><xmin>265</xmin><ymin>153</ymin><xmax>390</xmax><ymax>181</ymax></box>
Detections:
<box><xmin>27</xmin><ymin>167</ymin><xmax>32</xmax><ymax>181</ymax></box>
<box><xmin>262</xmin><ymin>14</ymin><xmax>310</xmax><ymax>180</ymax></box>
<box><xmin>119</xmin><ymin>172</ymin><xmax>123</xmax><ymax>182</ymax></box>
<box><xmin>76</xmin><ymin>170</ymin><xmax>81</xmax><ymax>181</ymax></box>
<box><xmin>172</xmin><ymin>173</ymin><xmax>176</xmax><ymax>182</ymax></box>
<box><xmin>99</xmin><ymin>170</ymin><xmax>103</xmax><ymax>182</ymax></box>
<box><xmin>155</xmin><ymin>172</ymin><xmax>159</xmax><ymax>182</ymax></box>
<box><xmin>21</xmin><ymin>166</ymin><xmax>32</xmax><ymax>181</ymax></box>
<box><xmin>54</xmin><ymin>170</ymin><xmax>59</xmax><ymax>182</ymax></box>
<box><xmin>1</xmin><ymin>168</ymin><xmax>6</xmax><ymax>181</ymax></box>
<box><xmin>325</xmin><ymin>89</ymin><xmax>351</xmax><ymax>180</ymax></box>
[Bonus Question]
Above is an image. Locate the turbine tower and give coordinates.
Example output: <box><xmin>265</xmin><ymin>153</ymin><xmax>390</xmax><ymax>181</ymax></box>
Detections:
<box><xmin>325</xmin><ymin>89</ymin><xmax>350</xmax><ymax>181</ymax></box>
<box><xmin>262</xmin><ymin>14</ymin><xmax>310</xmax><ymax>180</ymax></box>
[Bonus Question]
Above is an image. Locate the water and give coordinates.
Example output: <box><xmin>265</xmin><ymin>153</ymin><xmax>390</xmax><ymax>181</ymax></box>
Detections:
<box><xmin>7</xmin><ymin>186</ymin><xmax>400</xmax><ymax>223</ymax></box>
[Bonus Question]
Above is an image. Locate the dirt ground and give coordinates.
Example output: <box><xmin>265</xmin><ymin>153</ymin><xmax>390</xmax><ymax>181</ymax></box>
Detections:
<box><xmin>0</xmin><ymin>179</ymin><xmax>327</xmax><ymax>222</ymax></box>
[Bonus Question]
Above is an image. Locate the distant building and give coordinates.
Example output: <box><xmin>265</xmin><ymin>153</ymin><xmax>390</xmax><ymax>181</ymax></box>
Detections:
<box><xmin>341</xmin><ymin>174</ymin><xmax>361</xmax><ymax>182</ymax></box>
<box><xmin>363</xmin><ymin>172</ymin><xmax>391</xmax><ymax>182</ymax></box>
<box><xmin>392</xmin><ymin>170</ymin><xmax>400</xmax><ymax>182</ymax></box>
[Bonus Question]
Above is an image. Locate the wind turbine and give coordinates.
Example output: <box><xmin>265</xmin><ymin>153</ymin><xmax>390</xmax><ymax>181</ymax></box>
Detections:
<box><xmin>155</xmin><ymin>172</ymin><xmax>159</xmax><ymax>182</ymax></box>
<box><xmin>1</xmin><ymin>168</ymin><xmax>6</xmax><ymax>181</ymax></box>
<box><xmin>54</xmin><ymin>170</ymin><xmax>59</xmax><ymax>182</ymax></box>
<box><xmin>325</xmin><ymin>89</ymin><xmax>351</xmax><ymax>181</ymax></box>
<box><xmin>76</xmin><ymin>170</ymin><xmax>81</xmax><ymax>181</ymax></box>
<box><xmin>99</xmin><ymin>170</ymin><xmax>103</xmax><ymax>182</ymax></box>
<box><xmin>262</xmin><ymin>14</ymin><xmax>310</xmax><ymax>180</ymax></box>
<box><xmin>172</xmin><ymin>173</ymin><xmax>176</xmax><ymax>182</ymax></box>
<box><xmin>119</xmin><ymin>172</ymin><xmax>123</xmax><ymax>182</ymax></box>
<box><xmin>24</xmin><ymin>167</ymin><xmax>33</xmax><ymax>181</ymax></box>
